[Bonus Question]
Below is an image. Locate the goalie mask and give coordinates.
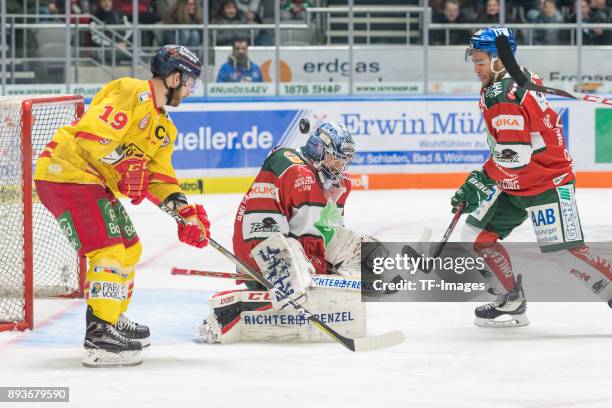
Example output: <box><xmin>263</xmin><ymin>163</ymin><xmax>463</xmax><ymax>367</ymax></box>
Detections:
<box><xmin>301</xmin><ymin>122</ymin><xmax>356</xmax><ymax>190</ymax></box>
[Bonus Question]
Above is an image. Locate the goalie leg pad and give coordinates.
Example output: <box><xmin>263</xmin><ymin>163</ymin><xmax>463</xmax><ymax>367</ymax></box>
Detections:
<box><xmin>198</xmin><ymin>285</ymin><xmax>366</xmax><ymax>344</ymax></box>
<box><xmin>251</xmin><ymin>233</ymin><xmax>314</xmax><ymax>309</ymax></box>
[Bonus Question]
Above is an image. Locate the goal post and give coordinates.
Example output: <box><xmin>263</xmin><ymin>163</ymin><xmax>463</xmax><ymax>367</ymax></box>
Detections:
<box><xmin>0</xmin><ymin>95</ymin><xmax>87</xmax><ymax>332</ymax></box>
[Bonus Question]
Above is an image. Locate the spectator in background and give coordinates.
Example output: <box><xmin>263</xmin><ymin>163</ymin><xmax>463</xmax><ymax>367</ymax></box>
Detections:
<box><xmin>589</xmin><ymin>0</ymin><xmax>610</xmax><ymax>21</ymax></box>
<box><xmin>214</xmin><ymin>0</ymin><xmax>251</xmax><ymax>45</ymax></box>
<box><xmin>533</xmin><ymin>0</ymin><xmax>564</xmax><ymax>44</ymax></box>
<box><xmin>430</xmin><ymin>0</ymin><xmax>471</xmax><ymax>45</ymax></box>
<box><xmin>216</xmin><ymin>37</ymin><xmax>263</xmax><ymax>82</ymax></box>
<box><xmin>112</xmin><ymin>0</ymin><xmax>160</xmax><ymax>45</ymax></box>
<box><xmin>162</xmin><ymin>0</ymin><xmax>203</xmax><ymax>47</ymax></box>
<box><xmin>477</xmin><ymin>0</ymin><xmax>501</xmax><ymax>23</ymax></box>
<box><xmin>236</xmin><ymin>0</ymin><xmax>264</xmax><ymax>23</ymax></box>
<box><xmin>574</xmin><ymin>0</ymin><xmax>609</xmax><ymax>44</ymax></box>
<box><xmin>214</xmin><ymin>0</ymin><xmax>271</xmax><ymax>45</ymax></box>
<box><xmin>281</xmin><ymin>0</ymin><xmax>313</xmax><ymax>21</ymax></box>
<box><xmin>91</xmin><ymin>0</ymin><xmax>131</xmax><ymax>63</ymax></box>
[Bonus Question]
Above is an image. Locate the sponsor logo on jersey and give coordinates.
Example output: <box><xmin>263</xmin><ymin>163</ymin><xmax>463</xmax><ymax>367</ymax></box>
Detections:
<box><xmin>529</xmin><ymin>203</ymin><xmax>562</xmax><ymax>245</ymax></box>
<box><xmin>570</xmin><ymin>268</ymin><xmax>591</xmax><ymax>282</ymax></box>
<box><xmin>249</xmin><ymin>217</ymin><xmax>281</xmax><ymax>234</ymax></box>
<box><xmin>492</xmin><ymin>115</ymin><xmax>525</xmax><ymax>131</ymax></box>
<box><xmin>249</xmin><ymin>183</ymin><xmax>278</xmax><ymax>200</ymax></box>
<box><xmin>99</xmin><ymin>138</ymin><xmax>111</xmax><ymax>145</ymax></box>
<box><xmin>122</xmin><ymin>143</ymin><xmax>146</xmax><ymax>159</ymax></box>
<box><xmin>592</xmin><ymin>278</ymin><xmax>609</xmax><ymax>295</ymax></box>
<box><xmin>543</xmin><ymin>114</ymin><xmax>553</xmax><ymax>129</ymax></box>
<box><xmin>556</xmin><ymin>185</ymin><xmax>582</xmax><ymax>242</ymax></box>
<box><xmin>485</xmin><ymin>82</ymin><xmax>503</xmax><ymax>98</ymax></box>
<box><xmin>294</xmin><ymin>175</ymin><xmax>315</xmax><ymax>192</ymax></box>
<box><xmin>497</xmin><ymin>177</ymin><xmax>520</xmax><ymax>190</ymax></box>
<box><xmin>139</xmin><ymin>113</ymin><xmax>150</xmax><ymax>129</ymax></box>
<box><xmin>138</xmin><ymin>91</ymin><xmax>152</xmax><ymax>102</ymax></box>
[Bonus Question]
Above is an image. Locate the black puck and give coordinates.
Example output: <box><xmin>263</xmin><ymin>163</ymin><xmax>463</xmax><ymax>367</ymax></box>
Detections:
<box><xmin>299</xmin><ymin>118</ymin><xmax>310</xmax><ymax>134</ymax></box>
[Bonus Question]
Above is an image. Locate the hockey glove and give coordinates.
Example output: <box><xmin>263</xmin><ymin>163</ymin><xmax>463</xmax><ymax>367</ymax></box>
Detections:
<box><xmin>178</xmin><ymin>204</ymin><xmax>211</xmax><ymax>248</ymax></box>
<box><xmin>451</xmin><ymin>170</ymin><xmax>495</xmax><ymax>214</ymax></box>
<box><xmin>114</xmin><ymin>157</ymin><xmax>149</xmax><ymax>205</ymax></box>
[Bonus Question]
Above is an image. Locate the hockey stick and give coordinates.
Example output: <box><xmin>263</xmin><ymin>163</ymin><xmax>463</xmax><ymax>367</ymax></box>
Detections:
<box><xmin>495</xmin><ymin>35</ymin><xmax>612</xmax><ymax>106</ymax></box>
<box><xmin>403</xmin><ymin>202</ymin><xmax>466</xmax><ymax>273</ymax></box>
<box><xmin>172</xmin><ymin>267</ymin><xmax>363</xmax><ymax>292</ymax></box>
<box><xmin>149</xmin><ymin>194</ymin><xmax>405</xmax><ymax>352</ymax></box>
<box><xmin>172</xmin><ymin>267</ymin><xmax>253</xmax><ymax>280</ymax></box>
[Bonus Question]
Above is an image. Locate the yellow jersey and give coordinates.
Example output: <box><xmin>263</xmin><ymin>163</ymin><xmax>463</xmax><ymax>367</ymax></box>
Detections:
<box><xmin>34</xmin><ymin>77</ymin><xmax>183</xmax><ymax>202</ymax></box>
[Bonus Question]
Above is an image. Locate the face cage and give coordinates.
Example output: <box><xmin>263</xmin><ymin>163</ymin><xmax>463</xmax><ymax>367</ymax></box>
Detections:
<box><xmin>323</xmin><ymin>147</ymin><xmax>355</xmax><ymax>176</ymax></box>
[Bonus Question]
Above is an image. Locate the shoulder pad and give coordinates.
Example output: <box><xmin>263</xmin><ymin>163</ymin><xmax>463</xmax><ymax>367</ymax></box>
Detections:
<box><xmin>262</xmin><ymin>148</ymin><xmax>307</xmax><ymax>177</ymax></box>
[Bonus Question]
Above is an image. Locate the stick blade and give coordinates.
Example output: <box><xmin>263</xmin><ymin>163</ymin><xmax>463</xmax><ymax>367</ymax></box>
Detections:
<box><xmin>352</xmin><ymin>330</ymin><xmax>406</xmax><ymax>352</ymax></box>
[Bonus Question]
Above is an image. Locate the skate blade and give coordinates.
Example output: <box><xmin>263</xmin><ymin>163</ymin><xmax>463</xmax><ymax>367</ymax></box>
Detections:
<box><xmin>137</xmin><ymin>337</ymin><xmax>151</xmax><ymax>348</ymax></box>
<box><xmin>474</xmin><ymin>314</ymin><xmax>530</xmax><ymax>328</ymax></box>
<box><xmin>83</xmin><ymin>348</ymin><xmax>143</xmax><ymax>368</ymax></box>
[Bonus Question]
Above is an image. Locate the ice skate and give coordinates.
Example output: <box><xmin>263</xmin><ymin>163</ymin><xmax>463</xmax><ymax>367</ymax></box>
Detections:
<box><xmin>83</xmin><ymin>307</ymin><xmax>143</xmax><ymax>368</ymax></box>
<box><xmin>475</xmin><ymin>275</ymin><xmax>529</xmax><ymax>327</ymax></box>
<box><xmin>115</xmin><ymin>313</ymin><xmax>151</xmax><ymax>347</ymax></box>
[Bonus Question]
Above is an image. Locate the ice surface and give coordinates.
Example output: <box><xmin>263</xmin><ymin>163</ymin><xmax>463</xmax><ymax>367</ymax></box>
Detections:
<box><xmin>1</xmin><ymin>189</ymin><xmax>612</xmax><ymax>408</ymax></box>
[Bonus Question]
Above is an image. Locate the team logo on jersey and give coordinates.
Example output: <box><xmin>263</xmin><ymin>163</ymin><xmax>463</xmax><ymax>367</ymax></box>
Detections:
<box><xmin>139</xmin><ymin>113</ymin><xmax>150</xmax><ymax>129</ymax></box>
<box><xmin>493</xmin><ymin>148</ymin><xmax>519</xmax><ymax>164</ymax></box>
<box><xmin>249</xmin><ymin>217</ymin><xmax>281</xmax><ymax>234</ymax></box>
<box><xmin>284</xmin><ymin>151</ymin><xmax>304</xmax><ymax>164</ymax></box>
<box><xmin>492</xmin><ymin>115</ymin><xmax>524</xmax><ymax>131</ymax></box>
<box><xmin>138</xmin><ymin>91</ymin><xmax>152</xmax><ymax>103</ymax></box>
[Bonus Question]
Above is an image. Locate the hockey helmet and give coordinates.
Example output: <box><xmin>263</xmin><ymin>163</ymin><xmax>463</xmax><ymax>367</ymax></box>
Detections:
<box><xmin>465</xmin><ymin>25</ymin><xmax>517</xmax><ymax>61</ymax></box>
<box><xmin>302</xmin><ymin>122</ymin><xmax>355</xmax><ymax>182</ymax></box>
<box><xmin>150</xmin><ymin>45</ymin><xmax>202</xmax><ymax>93</ymax></box>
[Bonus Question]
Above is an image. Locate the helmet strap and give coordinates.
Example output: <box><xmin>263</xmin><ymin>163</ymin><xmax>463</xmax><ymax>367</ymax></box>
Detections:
<box><xmin>162</xmin><ymin>72</ymin><xmax>184</xmax><ymax>106</ymax></box>
<box><xmin>490</xmin><ymin>57</ymin><xmax>506</xmax><ymax>82</ymax></box>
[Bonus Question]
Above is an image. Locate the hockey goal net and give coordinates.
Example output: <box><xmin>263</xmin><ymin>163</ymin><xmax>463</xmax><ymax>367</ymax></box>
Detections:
<box><xmin>0</xmin><ymin>95</ymin><xmax>87</xmax><ymax>332</ymax></box>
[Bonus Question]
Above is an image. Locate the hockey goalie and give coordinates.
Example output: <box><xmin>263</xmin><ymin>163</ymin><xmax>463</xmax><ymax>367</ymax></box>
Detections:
<box><xmin>198</xmin><ymin>122</ymin><xmax>372</xmax><ymax>343</ymax></box>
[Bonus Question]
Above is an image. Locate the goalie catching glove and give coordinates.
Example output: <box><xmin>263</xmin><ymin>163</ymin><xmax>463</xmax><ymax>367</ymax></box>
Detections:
<box><xmin>451</xmin><ymin>170</ymin><xmax>496</xmax><ymax>214</ymax></box>
<box><xmin>114</xmin><ymin>157</ymin><xmax>149</xmax><ymax>205</ymax></box>
<box><xmin>178</xmin><ymin>204</ymin><xmax>211</xmax><ymax>248</ymax></box>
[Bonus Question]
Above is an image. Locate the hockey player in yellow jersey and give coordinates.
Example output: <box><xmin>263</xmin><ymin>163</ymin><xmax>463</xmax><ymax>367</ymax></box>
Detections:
<box><xmin>34</xmin><ymin>45</ymin><xmax>211</xmax><ymax>367</ymax></box>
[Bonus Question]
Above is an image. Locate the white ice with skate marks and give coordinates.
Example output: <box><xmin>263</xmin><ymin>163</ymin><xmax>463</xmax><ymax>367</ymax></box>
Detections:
<box><xmin>2</xmin><ymin>190</ymin><xmax>612</xmax><ymax>407</ymax></box>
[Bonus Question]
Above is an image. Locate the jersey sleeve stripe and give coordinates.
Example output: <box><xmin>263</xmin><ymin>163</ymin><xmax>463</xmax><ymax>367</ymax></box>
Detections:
<box><xmin>75</xmin><ymin>131</ymin><xmax>106</xmax><ymax>142</ymax></box>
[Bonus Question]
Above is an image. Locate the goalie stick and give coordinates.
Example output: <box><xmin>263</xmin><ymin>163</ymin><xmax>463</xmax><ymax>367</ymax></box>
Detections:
<box><xmin>149</xmin><ymin>194</ymin><xmax>405</xmax><ymax>352</ymax></box>
<box><xmin>495</xmin><ymin>35</ymin><xmax>612</xmax><ymax>106</ymax></box>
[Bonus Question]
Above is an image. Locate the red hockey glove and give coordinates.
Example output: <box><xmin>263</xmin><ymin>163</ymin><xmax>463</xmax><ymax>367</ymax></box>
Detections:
<box><xmin>178</xmin><ymin>204</ymin><xmax>211</xmax><ymax>248</ymax></box>
<box><xmin>114</xmin><ymin>157</ymin><xmax>149</xmax><ymax>205</ymax></box>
